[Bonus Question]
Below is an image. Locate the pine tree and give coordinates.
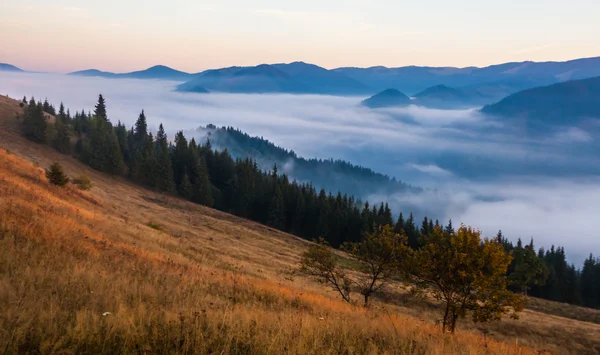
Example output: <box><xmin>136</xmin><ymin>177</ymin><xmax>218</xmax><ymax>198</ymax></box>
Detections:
<box><xmin>58</xmin><ymin>102</ymin><xmax>67</xmax><ymax>124</ymax></box>
<box><xmin>94</xmin><ymin>94</ymin><xmax>107</xmax><ymax>120</ymax></box>
<box><xmin>45</xmin><ymin>162</ymin><xmax>70</xmax><ymax>186</ymax></box>
<box><xmin>192</xmin><ymin>156</ymin><xmax>213</xmax><ymax>207</ymax></box>
<box><xmin>444</xmin><ymin>219</ymin><xmax>455</xmax><ymax>235</ymax></box>
<box><xmin>267</xmin><ymin>184</ymin><xmax>286</xmax><ymax>230</ymax></box>
<box><xmin>53</xmin><ymin>118</ymin><xmax>71</xmax><ymax>154</ymax></box>
<box><xmin>394</xmin><ymin>212</ymin><xmax>405</xmax><ymax>234</ymax></box>
<box><xmin>179</xmin><ymin>170</ymin><xmax>193</xmax><ymax>200</ymax></box>
<box><xmin>22</xmin><ymin>99</ymin><xmax>47</xmax><ymax>143</ymax></box>
<box><xmin>154</xmin><ymin>124</ymin><xmax>175</xmax><ymax>192</ymax></box>
<box><xmin>104</xmin><ymin>128</ymin><xmax>125</xmax><ymax>175</ymax></box>
<box><xmin>580</xmin><ymin>255</ymin><xmax>597</xmax><ymax>308</ymax></box>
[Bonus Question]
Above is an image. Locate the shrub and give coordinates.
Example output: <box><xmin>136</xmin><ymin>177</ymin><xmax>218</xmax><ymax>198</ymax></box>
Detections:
<box><xmin>72</xmin><ymin>174</ymin><xmax>92</xmax><ymax>190</ymax></box>
<box><xmin>45</xmin><ymin>162</ymin><xmax>70</xmax><ymax>186</ymax></box>
<box><xmin>146</xmin><ymin>221</ymin><xmax>162</xmax><ymax>231</ymax></box>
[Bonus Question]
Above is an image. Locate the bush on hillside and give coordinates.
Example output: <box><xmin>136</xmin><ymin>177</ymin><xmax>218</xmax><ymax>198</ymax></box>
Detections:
<box><xmin>72</xmin><ymin>174</ymin><xmax>92</xmax><ymax>190</ymax></box>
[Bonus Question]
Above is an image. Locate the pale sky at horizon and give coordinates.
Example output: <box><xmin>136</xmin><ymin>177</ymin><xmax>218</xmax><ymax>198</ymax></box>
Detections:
<box><xmin>1</xmin><ymin>0</ymin><xmax>599</xmax><ymax>73</ymax></box>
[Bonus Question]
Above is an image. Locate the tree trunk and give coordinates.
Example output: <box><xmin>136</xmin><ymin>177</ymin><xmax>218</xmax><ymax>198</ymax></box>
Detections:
<box><xmin>442</xmin><ymin>302</ymin><xmax>450</xmax><ymax>333</ymax></box>
<box><xmin>364</xmin><ymin>293</ymin><xmax>369</xmax><ymax>307</ymax></box>
<box><xmin>450</xmin><ymin>312</ymin><xmax>458</xmax><ymax>334</ymax></box>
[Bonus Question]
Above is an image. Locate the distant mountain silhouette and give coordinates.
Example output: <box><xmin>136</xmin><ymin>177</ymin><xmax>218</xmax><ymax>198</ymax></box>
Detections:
<box><xmin>413</xmin><ymin>85</ymin><xmax>490</xmax><ymax>109</ymax></box>
<box><xmin>0</xmin><ymin>63</ymin><xmax>24</xmax><ymax>72</ymax></box>
<box><xmin>362</xmin><ymin>89</ymin><xmax>412</xmax><ymax>108</ymax></box>
<box><xmin>69</xmin><ymin>65</ymin><xmax>192</xmax><ymax>81</ymax></box>
<box><xmin>122</xmin><ymin>65</ymin><xmax>191</xmax><ymax>80</ymax></box>
<box><xmin>271</xmin><ymin>62</ymin><xmax>372</xmax><ymax>95</ymax></box>
<box><xmin>177</xmin><ymin>64</ymin><xmax>310</xmax><ymax>93</ymax></box>
<box><xmin>481</xmin><ymin>76</ymin><xmax>600</xmax><ymax>126</ymax></box>
<box><xmin>335</xmin><ymin>57</ymin><xmax>600</xmax><ymax>96</ymax></box>
<box><xmin>177</xmin><ymin>62</ymin><xmax>372</xmax><ymax>95</ymax></box>
<box><xmin>69</xmin><ymin>69</ymin><xmax>118</xmax><ymax>78</ymax></box>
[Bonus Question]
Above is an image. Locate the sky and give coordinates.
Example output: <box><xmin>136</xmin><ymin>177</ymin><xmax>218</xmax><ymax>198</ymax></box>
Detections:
<box><xmin>1</xmin><ymin>0</ymin><xmax>600</xmax><ymax>73</ymax></box>
<box><xmin>2</xmin><ymin>71</ymin><xmax>599</xmax><ymax>264</ymax></box>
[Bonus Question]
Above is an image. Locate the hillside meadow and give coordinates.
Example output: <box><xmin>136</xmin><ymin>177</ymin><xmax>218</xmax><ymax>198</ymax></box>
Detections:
<box><xmin>1</xmin><ymin>94</ymin><xmax>600</xmax><ymax>354</ymax></box>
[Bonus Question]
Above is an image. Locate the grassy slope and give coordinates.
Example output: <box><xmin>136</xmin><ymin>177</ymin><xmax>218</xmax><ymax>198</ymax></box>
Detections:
<box><xmin>1</xmin><ymin>95</ymin><xmax>599</xmax><ymax>354</ymax></box>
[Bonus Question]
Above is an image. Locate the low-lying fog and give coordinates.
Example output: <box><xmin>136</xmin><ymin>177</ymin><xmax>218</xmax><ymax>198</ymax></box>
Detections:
<box><xmin>2</xmin><ymin>71</ymin><xmax>599</xmax><ymax>264</ymax></box>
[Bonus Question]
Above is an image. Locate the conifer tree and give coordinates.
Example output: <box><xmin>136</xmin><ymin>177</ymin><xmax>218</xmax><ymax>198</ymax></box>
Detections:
<box><xmin>58</xmin><ymin>102</ymin><xmax>67</xmax><ymax>124</ymax></box>
<box><xmin>268</xmin><ymin>184</ymin><xmax>286</xmax><ymax>230</ymax></box>
<box><xmin>94</xmin><ymin>94</ymin><xmax>107</xmax><ymax>120</ymax></box>
<box><xmin>179</xmin><ymin>170</ymin><xmax>193</xmax><ymax>200</ymax></box>
<box><xmin>22</xmin><ymin>98</ymin><xmax>47</xmax><ymax>143</ymax></box>
<box><xmin>53</xmin><ymin>118</ymin><xmax>71</xmax><ymax>154</ymax></box>
<box><xmin>192</xmin><ymin>156</ymin><xmax>213</xmax><ymax>207</ymax></box>
<box><xmin>45</xmin><ymin>162</ymin><xmax>70</xmax><ymax>186</ymax></box>
<box><xmin>394</xmin><ymin>212</ymin><xmax>405</xmax><ymax>234</ymax></box>
<box><xmin>154</xmin><ymin>124</ymin><xmax>175</xmax><ymax>192</ymax></box>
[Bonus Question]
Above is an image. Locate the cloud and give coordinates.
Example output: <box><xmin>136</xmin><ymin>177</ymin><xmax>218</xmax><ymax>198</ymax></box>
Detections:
<box><xmin>1</xmin><ymin>71</ymin><xmax>598</xmax><ymax>264</ymax></box>
<box><xmin>408</xmin><ymin>164</ymin><xmax>453</xmax><ymax>176</ymax></box>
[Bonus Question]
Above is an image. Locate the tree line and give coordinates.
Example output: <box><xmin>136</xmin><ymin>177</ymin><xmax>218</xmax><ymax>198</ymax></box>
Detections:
<box><xmin>18</xmin><ymin>94</ymin><xmax>600</xmax><ymax>310</ymax></box>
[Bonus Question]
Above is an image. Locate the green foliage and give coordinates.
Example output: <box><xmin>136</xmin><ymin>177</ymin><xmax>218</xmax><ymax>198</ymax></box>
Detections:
<box><xmin>299</xmin><ymin>238</ymin><xmax>352</xmax><ymax>303</ymax></box>
<box><xmin>146</xmin><ymin>221</ymin><xmax>163</xmax><ymax>231</ymax></box>
<box><xmin>179</xmin><ymin>171</ymin><xmax>193</xmax><ymax>200</ymax></box>
<box><xmin>411</xmin><ymin>226</ymin><xmax>525</xmax><ymax>333</ymax></box>
<box><xmin>508</xmin><ymin>239</ymin><xmax>548</xmax><ymax>294</ymax></box>
<box><xmin>154</xmin><ymin>124</ymin><xmax>175</xmax><ymax>192</ymax></box>
<box><xmin>72</xmin><ymin>174</ymin><xmax>93</xmax><ymax>190</ymax></box>
<box><xmin>192</xmin><ymin>156</ymin><xmax>213</xmax><ymax>207</ymax></box>
<box><xmin>22</xmin><ymin>98</ymin><xmax>47</xmax><ymax>143</ymax></box>
<box><xmin>53</xmin><ymin>118</ymin><xmax>72</xmax><ymax>154</ymax></box>
<box><xmin>342</xmin><ymin>225</ymin><xmax>410</xmax><ymax>306</ymax></box>
<box><xmin>45</xmin><ymin>162</ymin><xmax>70</xmax><ymax>186</ymax></box>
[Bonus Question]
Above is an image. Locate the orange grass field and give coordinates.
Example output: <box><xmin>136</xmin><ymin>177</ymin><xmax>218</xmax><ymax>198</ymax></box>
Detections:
<box><xmin>1</xmin><ymin>94</ymin><xmax>600</xmax><ymax>354</ymax></box>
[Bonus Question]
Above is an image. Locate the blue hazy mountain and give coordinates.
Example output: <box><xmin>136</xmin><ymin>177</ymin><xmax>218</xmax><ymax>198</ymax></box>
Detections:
<box><xmin>177</xmin><ymin>62</ymin><xmax>372</xmax><ymax>95</ymax></box>
<box><xmin>481</xmin><ymin>76</ymin><xmax>600</xmax><ymax>127</ymax></box>
<box><xmin>122</xmin><ymin>65</ymin><xmax>191</xmax><ymax>80</ymax></box>
<box><xmin>335</xmin><ymin>56</ymin><xmax>600</xmax><ymax>96</ymax></box>
<box><xmin>69</xmin><ymin>65</ymin><xmax>193</xmax><ymax>81</ymax></box>
<box><xmin>361</xmin><ymin>89</ymin><xmax>412</xmax><ymax>108</ymax></box>
<box><xmin>0</xmin><ymin>63</ymin><xmax>24</xmax><ymax>72</ymax></box>
<box><xmin>69</xmin><ymin>69</ymin><xmax>118</xmax><ymax>78</ymax></box>
<box><xmin>413</xmin><ymin>85</ymin><xmax>492</xmax><ymax>109</ymax></box>
<box><xmin>178</xmin><ymin>64</ymin><xmax>311</xmax><ymax>93</ymax></box>
<box><xmin>271</xmin><ymin>62</ymin><xmax>372</xmax><ymax>94</ymax></box>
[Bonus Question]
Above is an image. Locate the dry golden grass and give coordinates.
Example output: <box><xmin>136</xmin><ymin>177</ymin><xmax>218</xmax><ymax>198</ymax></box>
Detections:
<box><xmin>0</xmin><ymin>94</ymin><xmax>599</xmax><ymax>354</ymax></box>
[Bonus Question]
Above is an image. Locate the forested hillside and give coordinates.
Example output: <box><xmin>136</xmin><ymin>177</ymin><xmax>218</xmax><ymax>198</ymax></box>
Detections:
<box><xmin>196</xmin><ymin>125</ymin><xmax>421</xmax><ymax>198</ymax></box>
<box><xmin>14</xmin><ymin>94</ymin><xmax>600</xmax><ymax>310</ymax></box>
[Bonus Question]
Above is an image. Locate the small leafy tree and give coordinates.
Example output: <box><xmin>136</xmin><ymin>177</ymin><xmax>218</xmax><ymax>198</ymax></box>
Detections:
<box><xmin>411</xmin><ymin>225</ymin><xmax>524</xmax><ymax>333</ymax></box>
<box><xmin>45</xmin><ymin>162</ymin><xmax>70</xmax><ymax>186</ymax></box>
<box><xmin>72</xmin><ymin>174</ymin><xmax>93</xmax><ymax>190</ymax></box>
<box><xmin>300</xmin><ymin>238</ymin><xmax>352</xmax><ymax>303</ymax></box>
<box><xmin>343</xmin><ymin>225</ymin><xmax>410</xmax><ymax>306</ymax></box>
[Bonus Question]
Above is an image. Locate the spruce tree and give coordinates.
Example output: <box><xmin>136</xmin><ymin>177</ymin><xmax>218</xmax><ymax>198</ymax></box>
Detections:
<box><xmin>267</xmin><ymin>184</ymin><xmax>286</xmax><ymax>230</ymax></box>
<box><xmin>104</xmin><ymin>128</ymin><xmax>125</xmax><ymax>175</ymax></box>
<box><xmin>154</xmin><ymin>123</ymin><xmax>175</xmax><ymax>192</ymax></box>
<box><xmin>22</xmin><ymin>99</ymin><xmax>47</xmax><ymax>143</ymax></box>
<box><xmin>94</xmin><ymin>94</ymin><xmax>107</xmax><ymax>120</ymax></box>
<box><xmin>192</xmin><ymin>156</ymin><xmax>213</xmax><ymax>207</ymax></box>
<box><xmin>53</xmin><ymin>118</ymin><xmax>71</xmax><ymax>154</ymax></box>
<box><xmin>45</xmin><ymin>162</ymin><xmax>70</xmax><ymax>186</ymax></box>
<box><xmin>179</xmin><ymin>170</ymin><xmax>193</xmax><ymax>200</ymax></box>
